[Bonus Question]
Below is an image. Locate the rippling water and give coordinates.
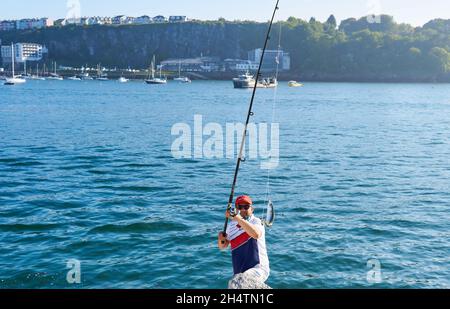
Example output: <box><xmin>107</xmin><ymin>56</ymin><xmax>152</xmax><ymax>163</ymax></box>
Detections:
<box><xmin>0</xmin><ymin>80</ymin><xmax>449</xmax><ymax>288</ymax></box>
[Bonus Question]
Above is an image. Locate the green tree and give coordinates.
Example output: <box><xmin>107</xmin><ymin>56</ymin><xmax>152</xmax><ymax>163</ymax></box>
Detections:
<box><xmin>428</xmin><ymin>47</ymin><xmax>450</xmax><ymax>73</ymax></box>
<box><xmin>326</xmin><ymin>15</ymin><xmax>337</xmax><ymax>29</ymax></box>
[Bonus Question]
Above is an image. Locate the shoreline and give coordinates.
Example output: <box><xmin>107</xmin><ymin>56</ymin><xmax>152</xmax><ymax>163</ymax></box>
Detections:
<box><xmin>2</xmin><ymin>70</ymin><xmax>449</xmax><ymax>84</ymax></box>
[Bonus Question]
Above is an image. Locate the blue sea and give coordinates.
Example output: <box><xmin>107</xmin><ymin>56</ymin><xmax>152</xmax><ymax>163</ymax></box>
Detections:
<box><xmin>0</xmin><ymin>79</ymin><xmax>449</xmax><ymax>288</ymax></box>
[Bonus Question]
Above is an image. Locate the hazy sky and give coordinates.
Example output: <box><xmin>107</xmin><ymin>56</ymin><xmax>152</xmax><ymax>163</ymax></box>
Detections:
<box><xmin>1</xmin><ymin>0</ymin><xmax>449</xmax><ymax>26</ymax></box>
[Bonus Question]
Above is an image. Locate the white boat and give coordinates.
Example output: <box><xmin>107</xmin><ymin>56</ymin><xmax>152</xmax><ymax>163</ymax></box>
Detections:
<box><xmin>288</xmin><ymin>80</ymin><xmax>303</xmax><ymax>87</ymax></box>
<box><xmin>95</xmin><ymin>64</ymin><xmax>109</xmax><ymax>81</ymax></box>
<box><xmin>146</xmin><ymin>77</ymin><xmax>167</xmax><ymax>84</ymax></box>
<box><xmin>47</xmin><ymin>62</ymin><xmax>63</xmax><ymax>80</ymax></box>
<box><xmin>4</xmin><ymin>43</ymin><xmax>26</xmax><ymax>85</ymax></box>
<box><xmin>174</xmin><ymin>61</ymin><xmax>191</xmax><ymax>83</ymax></box>
<box><xmin>30</xmin><ymin>75</ymin><xmax>46</xmax><ymax>81</ymax></box>
<box><xmin>19</xmin><ymin>74</ymin><xmax>33</xmax><ymax>80</ymax></box>
<box><xmin>47</xmin><ymin>74</ymin><xmax>64</xmax><ymax>81</ymax></box>
<box><xmin>118</xmin><ymin>76</ymin><xmax>129</xmax><ymax>83</ymax></box>
<box><xmin>30</xmin><ymin>63</ymin><xmax>46</xmax><ymax>80</ymax></box>
<box><xmin>233</xmin><ymin>72</ymin><xmax>276</xmax><ymax>89</ymax></box>
<box><xmin>233</xmin><ymin>72</ymin><xmax>256</xmax><ymax>88</ymax></box>
<box><xmin>145</xmin><ymin>55</ymin><xmax>167</xmax><ymax>84</ymax></box>
<box><xmin>80</xmin><ymin>72</ymin><xmax>94</xmax><ymax>80</ymax></box>
<box><xmin>260</xmin><ymin>77</ymin><xmax>278</xmax><ymax>88</ymax></box>
<box><xmin>174</xmin><ymin>76</ymin><xmax>191</xmax><ymax>83</ymax></box>
<box><xmin>5</xmin><ymin>76</ymin><xmax>26</xmax><ymax>85</ymax></box>
<box><xmin>68</xmin><ymin>76</ymin><xmax>82</xmax><ymax>81</ymax></box>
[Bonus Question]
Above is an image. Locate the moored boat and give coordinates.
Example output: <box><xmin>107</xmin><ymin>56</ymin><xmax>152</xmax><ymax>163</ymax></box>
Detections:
<box><xmin>288</xmin><ymin>80</ymin><xmax>303</xmax><ymax>87</ymax></box>
<box><xmin>68</xmin><ymin>76</ymin><xmax>82</xmax><ymax>81</ymax></box>
<box><xmin>233</xmin><ymin>72</ymin><xmax>278</xmax><ymax>89</ymax></box>
<box><xmin>233</xmin><ymin>72</ymin><xmax>256</xmax><ymax>88</ymax></box>
<box><xmin>4</xmin><ymin>43</ymin><xmax>26</xmax><ymax>86</ymax></box>
<box><xmin>145</xmin><ymin>55</ymin><xmax>167</xmax><ymax>84</ymax></box>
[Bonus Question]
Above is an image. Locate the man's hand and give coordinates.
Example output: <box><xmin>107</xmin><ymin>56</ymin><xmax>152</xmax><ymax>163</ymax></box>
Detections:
<box><xmin>218</xmin><ymin>232</ymin><xmax>229</xmax><ymax>250</ymax></box>
<box><xmin>226</xmin><ymin>210</ymin><xmax>242</xmax><ymax>222</ymax></box>
<box><xmin>218</xmin><ymin>232</ymin><xmax>227</xmax><ymax>242</ymax></box>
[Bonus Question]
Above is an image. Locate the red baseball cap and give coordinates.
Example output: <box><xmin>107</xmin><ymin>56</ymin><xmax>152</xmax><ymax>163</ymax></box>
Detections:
<box><xmin>235</xmin><ymin>195</ymin><xmax>253</xmax><ymax>206</ymax></box>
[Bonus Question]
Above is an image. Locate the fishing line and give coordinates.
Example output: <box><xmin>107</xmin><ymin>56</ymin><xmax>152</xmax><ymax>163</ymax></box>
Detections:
<box><xmin>262</xmin><ymin>21</ymin><xmax>282</xmax><ymax>227</ymax></box>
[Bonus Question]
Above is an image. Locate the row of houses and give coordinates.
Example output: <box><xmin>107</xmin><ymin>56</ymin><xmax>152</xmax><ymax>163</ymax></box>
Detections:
<box><xmin>0</xmin><ymin>18</ymin><xmax>53</xmax><ymax>31</ymax></box>
<box><xmin>0</xmin><ymin>15</ymin><xmax>188</xmax><ymax>31</ymax></box>
<box><xmin>57</xmin><ymin>15</ymin><xmax>188</xmax><ymax>26</ymax></box>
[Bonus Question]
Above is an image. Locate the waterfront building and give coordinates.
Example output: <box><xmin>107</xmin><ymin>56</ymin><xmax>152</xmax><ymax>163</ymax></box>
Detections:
<box><xmin>248</xmin><ymin>48</ymin><xmax>291</xmax><ymax>72</ymax></box>
<box><xmin>1</xmin><ymin>43</ymin><xmax>48</xmax><ymax>64</ymax></box>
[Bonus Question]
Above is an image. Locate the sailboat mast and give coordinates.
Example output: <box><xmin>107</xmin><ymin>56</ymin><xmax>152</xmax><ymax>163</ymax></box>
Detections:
<box><xmin>11</xmin><ymin>43</ymin><xmax>15</xmax><ymax>77</ymax></box>
<box><xmin>152</xmin><ymin>56</ymin><xmax>155</xmax><ymax>79</ymax></box>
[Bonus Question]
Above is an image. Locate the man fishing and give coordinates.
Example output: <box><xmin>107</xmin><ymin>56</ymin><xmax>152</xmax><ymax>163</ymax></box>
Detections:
<box><xmin>217</xmin><ymin>0</ymin><xmax>279</xmax><ymax>289</ymax></box>
<box><xmin>218</xmin><ymin>195</ymin><xmax>270</xmax><ymax>285</ymax></box>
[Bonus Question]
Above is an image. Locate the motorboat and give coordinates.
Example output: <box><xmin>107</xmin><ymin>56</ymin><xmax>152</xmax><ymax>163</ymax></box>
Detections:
<box><xmin>288</xmin><ymin>80</ymin><xmax>303</xmax><ymax>87</ymax></box>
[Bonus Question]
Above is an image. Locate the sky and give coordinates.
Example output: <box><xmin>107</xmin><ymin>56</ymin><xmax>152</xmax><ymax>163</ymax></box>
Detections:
<box><xmin>1</xmin><ymin>0</ymin><xmax>449</xmax><ymax>27</ymax></box>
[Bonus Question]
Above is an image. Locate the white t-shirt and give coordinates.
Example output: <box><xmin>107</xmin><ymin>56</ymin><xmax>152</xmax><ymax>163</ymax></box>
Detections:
<box><xmin>226</xmin><ymin>215</ymin><xmax>270</xmax><ymax>275</ymax></box>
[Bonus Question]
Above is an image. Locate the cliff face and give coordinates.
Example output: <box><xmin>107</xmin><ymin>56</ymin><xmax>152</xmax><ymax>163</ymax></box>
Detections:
<box><xmin>0</xmin><ymin>22</ymin><xmax>268</xmax><ymax>68</ymax></box>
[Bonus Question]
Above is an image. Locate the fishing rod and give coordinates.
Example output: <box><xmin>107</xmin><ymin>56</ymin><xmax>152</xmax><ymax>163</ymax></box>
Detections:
<box><xmin>222</xmin><ymin>0</ymin><xmax>280</xmax><ymax>241</ymax></box>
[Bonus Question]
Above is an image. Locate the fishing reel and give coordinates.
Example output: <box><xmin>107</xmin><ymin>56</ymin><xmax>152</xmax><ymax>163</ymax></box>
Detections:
<box><xmin>227</xmin><ymin>206</ymin><xmax>238</xmax><ymax>218</ymax></box>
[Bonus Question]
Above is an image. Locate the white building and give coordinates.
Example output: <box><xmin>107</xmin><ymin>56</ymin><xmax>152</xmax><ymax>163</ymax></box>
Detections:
<box><xmin>161</xmin><ymin>57</ymin><xmax>220</xmax><ymax>72</ymax></box>
<box><xmin>169</xmin><ymin>16</ymin><xmax>187</xmax><ymax>23</ymax></box>
<box><xmin>125</xmin><ymin>17</ymin><xmax>136</xmax><ymax>24</ymax></box>
<box><xmin>224</xmin><ymin>59</ymin><xmax>259</xmax><ymax>72</ymax></box>
<box><xmin>93</xmin><ymin>17</ymin><xmax>112</xmax><ymax>25</ymax></box>
<box><xmin>86</xmin><ymin>17</ymin><xmax>100</xmax><ymax>25</ymax></box>
<box><xmin>236</xmin><ymin>61</ymin><xmax>259</xmax><ymax>71</ymax></box>
<box><xmin>248</xmin><ymin>48</ymin><xmax>291</xmax><ymax>71</ymax></box>
<box><xmin>153</xmin><ymin>15</ymin><xmax>167</xmax><ymax>23</ymax></box>
<box><xmin>85</xmin><ymin>16</ymin><xmax>112</xmax><ymax>25</ymax></box>
<box><xmin>1</xmin><ymin>43</ymin><xmax>48</xmax><ymax>63</ymax></box>
<box><xmin>135</xmin><ymin>16</ymin><xmax>151</xmax><ymax>24</ymax></box>
<box><xmin>112</xmin><ymin>15</ymin><xmax>127</xmax><ymax>24</ymax></box>
<box><xmin>59</xmin><ymin>17</ymin><xmax>84</xmax><ymax>26</ymax></box>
